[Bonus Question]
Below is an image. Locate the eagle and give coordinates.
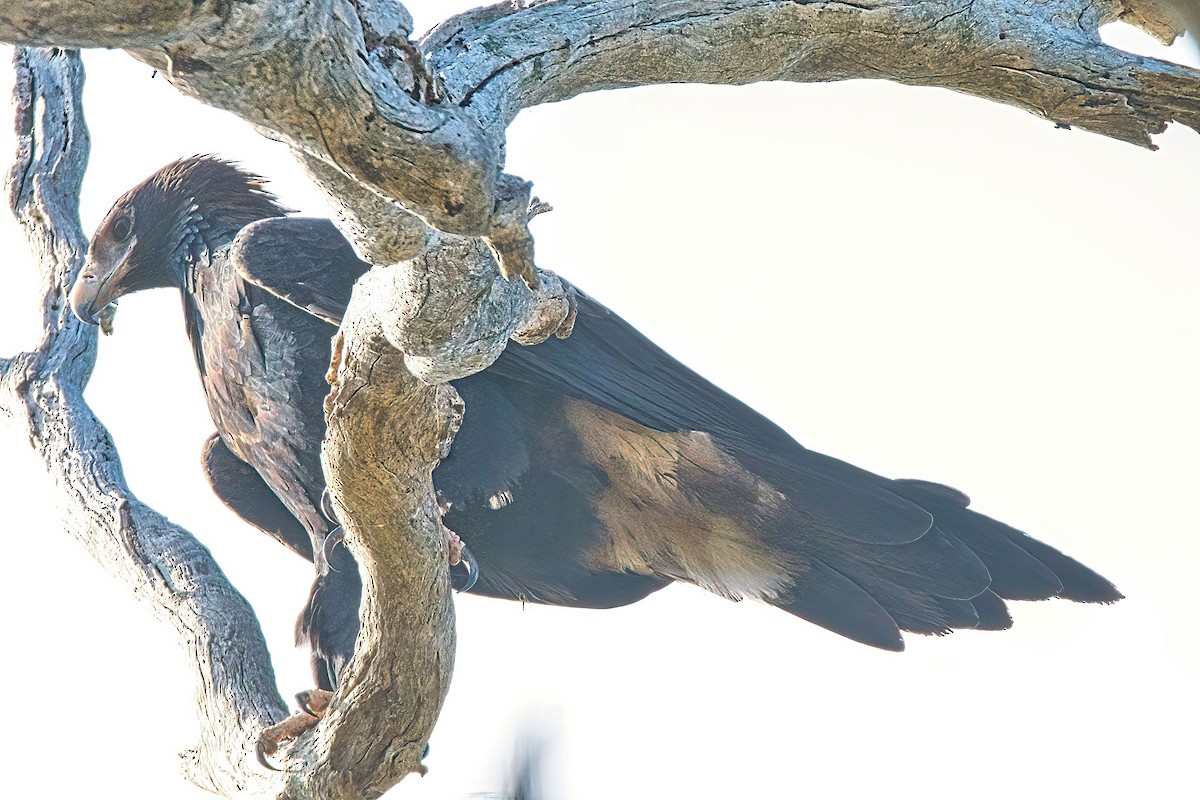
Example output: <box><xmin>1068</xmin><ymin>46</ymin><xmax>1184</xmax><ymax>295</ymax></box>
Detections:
<box><xmin>69</xmin><ymin>157</ymin><xmax>1120</xmax><ymax>691</ymax></box>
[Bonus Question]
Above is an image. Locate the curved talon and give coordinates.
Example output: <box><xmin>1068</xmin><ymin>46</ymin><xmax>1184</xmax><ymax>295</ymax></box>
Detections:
<box><xmin>296</xmin><ymin>688</ymin><xmax>333</xmax><ymax>718</ymax></box>
<box><xmin>320</xmin><ymin>487</ymin><xmax>338</xmax><ymax>524</ymax></box>
<box><xmin>321</xmin><ymin>526</ymin><xmax>345</xmax><ymax>569</ymax></box>
<box><xmin>451</xmin><ymin>542</ymin><xmax>480</xmax><ymax>593</ymax></box>
<box><xmin>256</xmin><ymin>738</ymin><xmax>281</xmax><ymax>772</ymax></box>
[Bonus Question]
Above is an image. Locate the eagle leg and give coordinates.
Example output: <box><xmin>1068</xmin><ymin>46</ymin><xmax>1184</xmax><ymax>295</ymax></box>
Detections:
<box><xmin>296</xmin><ymin>688</ymin><xmax>334</xmax><ymax>717</ymax></box>
<box><xmin>255</xmin><ymin>690</ymin><xmax>333</xmax><ymax>771</ymax></box>
<box><xmin>255</xmin><ymin>686</ymin><xmax>426</xmax><ymax>772</ymax></box>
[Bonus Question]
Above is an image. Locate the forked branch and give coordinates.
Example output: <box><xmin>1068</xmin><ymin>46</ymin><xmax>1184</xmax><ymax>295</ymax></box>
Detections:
<box><xmin>0</xmin><ymin>2</ymin><xmax>1197</xmax><ymax>798</ymax></box>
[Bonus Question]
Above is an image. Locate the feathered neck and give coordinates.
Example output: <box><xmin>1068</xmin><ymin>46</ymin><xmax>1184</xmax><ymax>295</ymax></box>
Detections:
<box><xmin>147</xmin><ymin>156</ymin><xmax>291</xmax><ymax>246</ymax></box>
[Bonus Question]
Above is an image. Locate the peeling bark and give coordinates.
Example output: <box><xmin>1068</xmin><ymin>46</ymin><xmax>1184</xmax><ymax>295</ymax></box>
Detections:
<box><xmin>0</xmin><ymin>2</ymin><xmax>1197</xmax><ymax>799</ymax></box>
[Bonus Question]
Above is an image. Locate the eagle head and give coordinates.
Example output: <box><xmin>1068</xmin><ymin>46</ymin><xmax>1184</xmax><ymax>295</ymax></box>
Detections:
<box><xmin>70</xmin><ymin>156</ymin><xmax>288</xmax><ymax>325</ymax></box>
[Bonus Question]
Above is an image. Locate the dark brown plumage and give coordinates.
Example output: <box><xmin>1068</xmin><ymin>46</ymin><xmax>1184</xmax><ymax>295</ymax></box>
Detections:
<box><xmin>71</xmin><ymin>157</ymin><xmax>1122</xmax><ymax>688</ymax></box>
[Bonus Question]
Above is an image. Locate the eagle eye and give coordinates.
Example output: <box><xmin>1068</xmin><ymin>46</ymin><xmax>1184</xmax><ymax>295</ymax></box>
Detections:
<box><xmin>111</xmin><ymin>214</ymin><xmax>134</xmax><ymax>243</ymax></box>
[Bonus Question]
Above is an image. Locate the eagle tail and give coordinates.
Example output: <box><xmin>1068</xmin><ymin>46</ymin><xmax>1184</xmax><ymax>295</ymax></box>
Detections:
<box><xmin>763</xmin><ymin>478</ymin><xmax>1120</xmax><ymax>651</ymax></box>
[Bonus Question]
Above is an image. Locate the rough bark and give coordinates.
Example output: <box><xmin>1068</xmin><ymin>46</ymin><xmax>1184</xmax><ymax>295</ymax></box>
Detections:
<box><xmin>0</xmin><ymin>1</ymin><xmax>1195</xmax><ymax>235</ymax></box>
<box><xmin>427</xmin><ymin>0</ymin><xmax>1200</xmax><ymax>146</ymax></box>
<box><xmin>0</xmin><ymin>49</ymin><xmax>287</xmax><ymax>798</ymax></box>
<box><xmin>0</xmin><ymin>1</ymin><xmax>1197</xmax><ymax>799</ymax></box>
<box><xmin>305</xmin><ymin>309</ymin><xmax>461</xmax><ymax>798</ymax></box>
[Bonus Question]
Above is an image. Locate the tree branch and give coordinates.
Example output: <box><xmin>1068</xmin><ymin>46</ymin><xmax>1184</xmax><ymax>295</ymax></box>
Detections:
<box><xmin>0</xmin><ymin>48</ymin><xmax>288</xmax><ymax>797</ymax></box>
<box><xmin>0</xmin><ymin>2</ymin><xmax>1196</xmax><ymax>798</ymax></box>
<box><xmin>426</xmin><ymin>0</ymin><xmax>1200</xmax><ymax>148</ymax></box>
<box><xmin>2</xmin><ymin>1</ymin><xmax>1192</xmax><ymax>385</ymax></box>
<box><xmin>0</xmin><ymin>1</ymin><xmax>500</xmax><ymax>234</ymax></box>
<box><xmin>294</xmin><ymin>314</ymin><xmax>461</xmax><ymax>798</ymax></box>
<box><xmin>1114</xmin><ymin>0</ymin><xmax>1199</xmax><ymax>43</ymax></box>
<box><xmin>1</xmin><ymin>2</ymin><xmax>1196</xmax><ymax>243</ymax></box>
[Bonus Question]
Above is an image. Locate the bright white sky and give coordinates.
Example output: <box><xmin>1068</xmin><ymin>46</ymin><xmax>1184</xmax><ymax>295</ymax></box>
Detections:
<box><xmin>1</xmin><ymin>5</ymin><xmax>1198</xmax><ymax>799</ymax></box>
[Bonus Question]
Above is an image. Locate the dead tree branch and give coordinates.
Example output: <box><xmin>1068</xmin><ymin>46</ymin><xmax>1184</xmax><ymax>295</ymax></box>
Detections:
<box><xmin>0</xmin><ymin>1</ymin><xmax>1196</xmax><ymax>798</ymax></box>
<box><xmin>0</xmin><ymin>48</ymin><xmax>287</xmax><ymax>797</ymax></box>
<box><xmin>427</xmin><ymin>0</ymin><xmax>1200</xmax><ymax>148</ymax></box>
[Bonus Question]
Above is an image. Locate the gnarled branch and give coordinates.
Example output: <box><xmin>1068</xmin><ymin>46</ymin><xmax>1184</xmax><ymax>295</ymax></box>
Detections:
<box><xmin>0</xmin><ymin>2</ymin><xmax>1197</xmax><ymax>798</ymax></box>
<box><xmin>425</xmin><ymin>0</ymin><xmax>1200</xmax><ymax>147</ymax></box>
<box><xmin>0</xmin><ymin>2</ymin><xmax>1194</xmax><ymax>382</ymax></box>
<box><xmin>0</xmin><ymin>48</ymin><xmax>286</xmax><ymax>798</ymax></box>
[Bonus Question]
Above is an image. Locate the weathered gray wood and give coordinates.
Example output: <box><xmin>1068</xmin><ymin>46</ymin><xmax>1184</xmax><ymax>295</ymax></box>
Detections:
<box><xmin>0</xmin><ymin>1</ymin><xmax>498</xmax><ymax>233</ymax></box>
<box><xmin>0</xmin><ymin>2</ymin><xmax>1195</xmax><ymax>241</ymax></box>
<box><xmin>0</xmin><ymin>48</ymin><xmax>287</xmax><ymax>798</ymax></box>
<box><xmin>0</xmin><ymin>1</ymin><xmax>1194</xmax><ymax>385</ymax></box>
<box><xmin>0</xmin><ymin>2</ymin><xmax>1197</xmax><ymax>799</ymax></box>
<box><xmin>295</xmin><ymin>317</ymin><xmax>462</xmax><ymax>798</ymax></box>
<box><xmin>426</xmin><ymin>0</ymin><xmax>1200</xmax><ymax>148</ymax></box>
<box><xmin>1115</xmin><ymin>0</ymin><xmax>1200</xmax><ymax>42</ymax></box>
<box><xmin>0</xmin><ymin>1</ymin><xmax>1193</xmax><ymax>387</ymax></box>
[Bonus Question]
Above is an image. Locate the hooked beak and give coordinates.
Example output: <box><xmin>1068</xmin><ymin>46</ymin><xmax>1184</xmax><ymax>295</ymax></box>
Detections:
<box><xmin>69</xmin><ymin>266</ymin><xmax>104</xmax><ymax>325</ymax></box>
<box><xmin>70</xmin><ymin>240</ymin><xmax>135</xmax><ymax>325</ymax></box>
